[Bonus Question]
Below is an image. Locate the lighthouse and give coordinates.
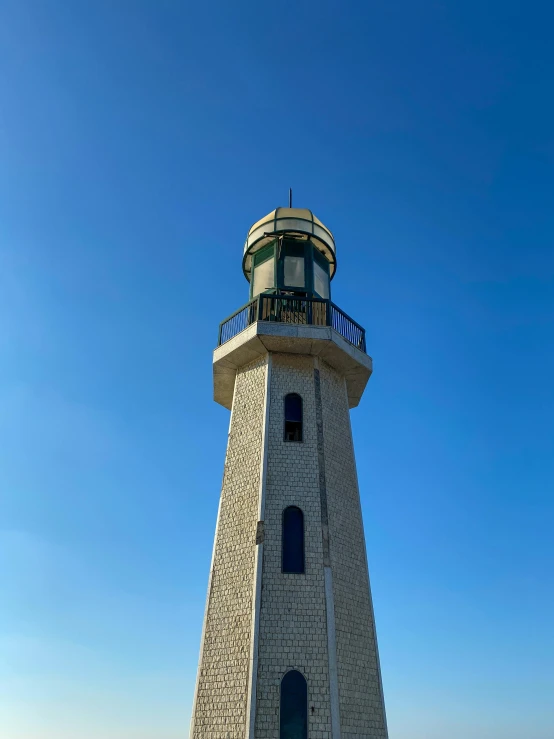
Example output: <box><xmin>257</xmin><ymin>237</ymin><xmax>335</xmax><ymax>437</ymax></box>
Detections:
<box><xmin>190</xmin><ymin>206</ymin><xmax>389</xmax><ymax>739</ymax></box>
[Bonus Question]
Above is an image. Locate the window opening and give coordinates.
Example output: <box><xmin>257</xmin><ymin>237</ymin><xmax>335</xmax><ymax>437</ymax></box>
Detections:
<box><xmin>280</xmin><ymin>670</ymin><xmax>308</xmax><ymax>739</ymax></box>
<box><xmin>282</xmin><ymin>506</ymin><xmax>305</xmax><ymax>574</ymax></box>
<box><xmin>284</xmin><ymin>393</ymin><xmax>303</xmax><ymax>442</ymax></box>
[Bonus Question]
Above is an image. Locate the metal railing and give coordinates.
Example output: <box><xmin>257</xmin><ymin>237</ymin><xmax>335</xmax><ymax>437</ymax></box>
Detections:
<box><xmin>330</xmin><ymin>302</ymin><xmax>366</xmax><ymax>352</ymax></box>
<box><xmin>218</xmin><ymin>294</ymin><xmax>366</xmax><ymax>353</ymax></box>
<box><xmin>218</xmin><ymin>298</ymin><xmax>258</xmax><ymax>346</ymax></box>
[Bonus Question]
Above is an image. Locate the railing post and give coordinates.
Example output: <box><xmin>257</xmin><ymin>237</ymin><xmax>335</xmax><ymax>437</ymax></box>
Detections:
<box><xmin>257</xmin><ymin>295</ymin><xmax>262</xmax><ymax>321</ymax></box>
<box><xmin>326</xmin><ymin>301</ymin><xmax>332</xmax><ymax>327</ymax></box>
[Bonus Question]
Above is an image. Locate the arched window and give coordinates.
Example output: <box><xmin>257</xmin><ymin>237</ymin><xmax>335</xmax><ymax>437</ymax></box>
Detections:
<box><xmin>280</xmin><ymin>670</ymin><xmax>308</xmax><ymax>739</ymax></box>
<box><xmin>282</xmin><ymin>506</ymin><xmax>305</xmax><ymax>574</ymax></box>
<box><xmin>284</xmin><ymin>393</ymin><xmax>303</xmax><ymax>442</ymax></box>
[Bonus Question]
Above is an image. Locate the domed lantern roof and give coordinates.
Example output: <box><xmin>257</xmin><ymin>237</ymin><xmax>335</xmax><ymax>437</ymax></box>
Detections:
<box><xmin>243</xmin><ymin>207</ymin><xmax>336</xmax><ymax>282</ymax></box>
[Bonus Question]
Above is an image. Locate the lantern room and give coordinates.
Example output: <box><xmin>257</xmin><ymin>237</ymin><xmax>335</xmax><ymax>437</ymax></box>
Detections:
<box><xmin>242</xmin><ymin>208</ymin><xmax>337</xmax><ymax>301</ymax></box>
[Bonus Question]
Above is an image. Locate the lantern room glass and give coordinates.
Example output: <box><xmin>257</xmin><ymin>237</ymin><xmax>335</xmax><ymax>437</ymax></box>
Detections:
<box><xmin>284</xmin><ymin>255</ymin><xmax>305</xmax><ymax>288</ymax></box>
<box><xmin>248</xmin><ymin>238</ymin><xmax>332</xmax><ymax>301</ymax></box>
<box><xmin>313</xmin><ymin>259</ymin><xmax>330</xmax><ymax>299</ymax></box>
<box><xmin>252</xmin><ymin>255</ymin><xmax>275</xmax><ymax>297</ymax></box>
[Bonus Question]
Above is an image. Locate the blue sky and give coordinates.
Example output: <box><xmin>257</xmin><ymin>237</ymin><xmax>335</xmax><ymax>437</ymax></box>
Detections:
<box><xmin>1</xmin><ymin>1</ymin><xmax>553</xmax><ymax>737</ymax></box>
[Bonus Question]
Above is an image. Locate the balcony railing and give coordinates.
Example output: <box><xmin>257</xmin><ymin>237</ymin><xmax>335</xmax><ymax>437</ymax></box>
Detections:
<box><xmin>218</xmin><ymin>294</ymin><xmax>366</xmax><ymax>353</ymax></box>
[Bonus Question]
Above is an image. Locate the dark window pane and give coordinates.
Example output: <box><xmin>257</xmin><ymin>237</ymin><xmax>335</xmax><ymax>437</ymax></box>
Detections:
<box><xmin>282</xmin><ymin>507</ymin><xmax>305</xmax><ymax>574</ymax></box>
<box><xmin>280</xmin><ymin>670</ymin><xmax>307</xmax><ymax>739</ymax></box>
<box><xmin>285</xmin><ymin>394</ymin><xmax>302</xmax><ymax>422</ymax></box>
<box><xmin>284</xmin><ymin>420</ymin><xmax>302</xmax><ymax>442</ymax></box>
<box><xmin>284</xmin><ymin>394</ymin><xmax>303</xmax><ymax>442</ymax></box>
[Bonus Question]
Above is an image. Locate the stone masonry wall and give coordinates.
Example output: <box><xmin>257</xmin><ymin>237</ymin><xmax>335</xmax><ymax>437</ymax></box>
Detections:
<box><xmin>320</xmin><ymin>360</ymin><xmax>388</xmax><ymax>739</ymax></box>
<box><xmin>192</xmin><ymin>355</ymin><xmax>268</xmax><ymax>739</ymax></box>
<box><xmin>193</xmin><ymin>348</ymin><xmax>387</xmax><ymax>739</ymax></box>
<box><xmin>255</xmin><ymin>353</ymin><xmax>332</xmax><ymax>739</ymax></box>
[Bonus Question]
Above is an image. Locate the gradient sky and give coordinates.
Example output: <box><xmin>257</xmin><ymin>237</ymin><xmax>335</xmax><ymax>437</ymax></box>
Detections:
<box><xmin>1</xmin><ymin>2</ymin><xmax>553</xmax><ymax>738</ymax></box>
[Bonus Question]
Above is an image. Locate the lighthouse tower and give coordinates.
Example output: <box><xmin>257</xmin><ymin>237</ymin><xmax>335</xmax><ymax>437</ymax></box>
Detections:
<box><xmin>190</xmin><ymin>206</ymin><xmax>388</xmax><ymax>739</ymax></box>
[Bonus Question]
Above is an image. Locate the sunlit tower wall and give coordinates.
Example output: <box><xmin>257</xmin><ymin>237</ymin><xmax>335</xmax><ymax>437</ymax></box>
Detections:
<box><xmin>190</xmin><ymin>206</ymin><xmax>388</xmax><ymax>739</ymax></box>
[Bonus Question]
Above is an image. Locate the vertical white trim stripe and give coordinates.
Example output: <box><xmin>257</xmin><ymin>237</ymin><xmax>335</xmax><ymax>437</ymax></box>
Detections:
<box><xmin>315</xmin><ymin>356</ymin><xmax>341</xmax><ymax>738</ymax></box>
<box><xmin>324</xmin><ymin>566</ymin><xmax>341</xmax><ymax>739</ymax></box>
<box><xmin>246</xmin><ymin>353</ymin><xmax>272</xmax><ymax>738</ymax></box>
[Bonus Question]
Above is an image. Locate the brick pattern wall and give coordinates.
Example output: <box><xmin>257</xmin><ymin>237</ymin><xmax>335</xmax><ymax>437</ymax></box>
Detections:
<box><xmin>255</xmin><ymin>354</ymin><xmax>333</xmax><ymax>739</ymax></box>
<box><xmin>320</xmin><ymin>360</ymin><xmax>388</xmax><ymax>739</ymax></box>
<box><xmin>192</xmin><ymin>356</ymin><xmax>268</xmax><ymax>739</ymax></box>
<box><xmin>193</xmin><ymin>350</ymin><xmax>387</xmax><ymax>739</ymax></box>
